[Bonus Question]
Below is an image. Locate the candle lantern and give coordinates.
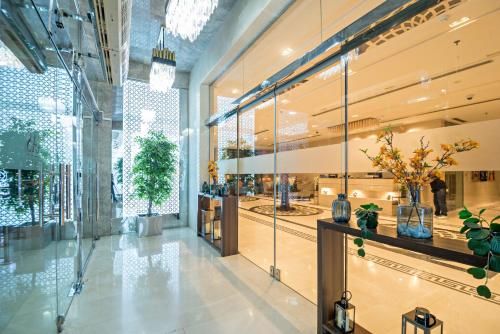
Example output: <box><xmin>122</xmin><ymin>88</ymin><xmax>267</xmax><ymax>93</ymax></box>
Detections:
<box><xmin>332</xmin><ymin>193</ymin><xmax>351</xmax><ymax>223</ymax></box>
<box><xmin>333</xmin><ymin>291</ymin><xmax>355</xmax><ymax>333</ymax></box>
<box><xmin>402</xmin><ymin>307</ymin><xmax>443</xmax><ymax>334</ymax></box>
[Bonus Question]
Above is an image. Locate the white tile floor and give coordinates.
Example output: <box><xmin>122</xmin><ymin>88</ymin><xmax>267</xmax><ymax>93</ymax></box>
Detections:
<box><xmin>62</xmin><ymin>228</ymin><xmax>316</xmax><ymax>334</ymax></box>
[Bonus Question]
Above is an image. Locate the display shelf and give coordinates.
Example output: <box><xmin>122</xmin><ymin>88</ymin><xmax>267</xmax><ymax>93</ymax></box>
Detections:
<box><xmin>323</xmin><ymin>321</ymin><xmax>371</xmax><ymax>334</ymax></box>
<box><xmin>197</xmin><ymin>194</ymin><xmax>238</xmax><ymax>257</ymax></box>
<box><xmin>317</xmin><ymin>218</ymin><xmax>486</xmax><ymax>334</ymax></box>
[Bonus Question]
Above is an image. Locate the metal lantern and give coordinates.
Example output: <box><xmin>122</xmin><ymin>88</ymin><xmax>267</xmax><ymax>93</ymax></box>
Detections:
<box><xmin>333</xmin><ymin>291</ymin><xmax>355</xmax><ymax>333</ymax></box>
<box><xmin>332</xmin><ymin>193</ymin><xmax>351</xmax><ymax>223</ymax></box>
<box><xmin>402</xmin><ymin>307</ymin><xmax>443</xmax><ymax>334</ymax></box>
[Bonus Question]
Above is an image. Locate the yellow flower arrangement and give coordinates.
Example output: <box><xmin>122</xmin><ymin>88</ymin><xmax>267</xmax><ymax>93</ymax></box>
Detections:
<box><xmin>361</xmin><ymin>128</ymin><xmax>479</xmax><ymax>192</ymax></box>
<box><xmin>208</xmin><ymin>160</ymin><xmax>218</xmax><ymax>183</ymax></box>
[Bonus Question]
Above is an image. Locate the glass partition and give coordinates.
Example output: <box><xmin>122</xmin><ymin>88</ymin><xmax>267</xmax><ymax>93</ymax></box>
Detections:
<box><xmin>345</xmin><ymin>1</ymin><xmax>500</xmax><ymax>332</ymax></box>
<box><xmin>0</xmin><ymin>1</ymin><xmax>98</xmax><ymax>331</ymax></box>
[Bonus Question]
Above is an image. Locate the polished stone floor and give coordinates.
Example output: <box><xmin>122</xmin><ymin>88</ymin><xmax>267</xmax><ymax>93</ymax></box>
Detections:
<box><xmin>238</xmin><ymin>196</ymin><xmax>500</xmax><ymax>333</ymax></box>
<box><xmin>62</xmin><ymin>228</ymin><xmax>316</xmax><ymax>334</ymax></box>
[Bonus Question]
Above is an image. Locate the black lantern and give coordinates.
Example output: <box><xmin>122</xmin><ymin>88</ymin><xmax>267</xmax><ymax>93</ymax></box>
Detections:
<box><xmin>402</xmin><ymin>307</ymin><xmax>443</xmax><ymax>334</ymax></box>
<box><xmin>332</xmin><ymin>193</ymin><xmax>351</xmax><ymax>223</ymax></box>
<box><xmin>333</xmin><ymin>291</ymin><xmax>355</xmax><ymax>333</ymax></box>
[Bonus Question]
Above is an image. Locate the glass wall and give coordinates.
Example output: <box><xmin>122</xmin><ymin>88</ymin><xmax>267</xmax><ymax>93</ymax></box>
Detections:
<box><xmin>208</xmin><ymin>0</ymin><xmax>500</xmax><ymax>332</ymax></box>
<box><xmin>0</xmin><ymin>1</ymin><xmax>98</xmax><ymax>332</ymax></box>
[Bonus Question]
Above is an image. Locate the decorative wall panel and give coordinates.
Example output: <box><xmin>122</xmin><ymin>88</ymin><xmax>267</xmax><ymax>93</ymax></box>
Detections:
<box><xmin>123</xmin><ymin>80</ymin><xmax>180</xmax><ymax>216</ymax></box>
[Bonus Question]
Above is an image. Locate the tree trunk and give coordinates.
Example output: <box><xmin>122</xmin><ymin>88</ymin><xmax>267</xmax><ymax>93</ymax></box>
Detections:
<box><xmin>29</xmin><ymin>198</ymin><xmax>36</xmax><ymax>225</ymax></box>
<box><xmin>148</xmin><ymin>199</ymin><xmax>153</xmax><ymax>216</ymax></box>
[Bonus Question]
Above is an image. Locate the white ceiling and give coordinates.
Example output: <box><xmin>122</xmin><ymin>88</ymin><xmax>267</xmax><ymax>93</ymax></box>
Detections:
<box><xmin>212</xmin><ymin>0</ymin><xmax>500</xmax><ymax>151</ymax></box>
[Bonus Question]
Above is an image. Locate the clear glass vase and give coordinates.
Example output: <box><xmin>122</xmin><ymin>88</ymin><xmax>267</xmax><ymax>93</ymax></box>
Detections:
<box><xmin>397</xmin><ymin>188</ymin><xmax>433</xmax><ymax>239</ymax></box>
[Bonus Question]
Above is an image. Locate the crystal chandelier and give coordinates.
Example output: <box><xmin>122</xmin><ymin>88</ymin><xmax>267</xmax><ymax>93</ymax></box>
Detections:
<box><xmin>150</xmin><ymin>28</ymin><xmax>176</xmax><ymax>92</ymax></box>
<box><xmin>165</xmin><ymin>0</ymin><xmax>219</xmax><ymax>42</ymax></box>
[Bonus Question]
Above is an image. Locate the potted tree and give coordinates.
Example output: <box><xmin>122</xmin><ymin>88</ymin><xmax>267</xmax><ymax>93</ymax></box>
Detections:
<box><xmin>132</xmin><ymin>131</ymin><xmax>177</xmax><ymax>237</ymax></box>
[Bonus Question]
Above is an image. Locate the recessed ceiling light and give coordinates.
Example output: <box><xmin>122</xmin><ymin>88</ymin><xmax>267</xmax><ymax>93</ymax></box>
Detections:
<box><xmin>311</xmin><ymin>124</ymin><xmax>318</xmax><ymax>128</ymax></box>
<box><xmin>351</xmin><ymin>114</ymin><xmax>359</xmax><ymax>118</ymax></box>
<box><xmin>232</xmin><ymin>88</ymin><xmax>239</xmax><ymax>94</ymax></box>
<box><xmin>288</xmin><ymin>111</ymin><xmax>297</xmax><ymax>115</ymax></box>
<box><xmin>407</xmin><ymin>96</ymin><xmax>428</xmax><ymax>104</ymax></box>
<box><xmin>281</xmin><ymin>47</ymin><xmax>293</xmax><ymax>56</ymax></box>
<box><xmin>281</xmin><ymin>99</ymin><xmax>290</xmax><ymax>104</ymax></box>
<box><xmin>449</xmin><ymin>17</ymin><xmax>469</xmax><ymax>28</ymax></box>
<box><xmin>263</xmin><ymin>137</ymin><xmax>268</xmax><ymax>140</ymax></box>
<box><xmin>441</xmin><ymin>88</ymin><xmax>447</xmax><ymax>94</ymax></box>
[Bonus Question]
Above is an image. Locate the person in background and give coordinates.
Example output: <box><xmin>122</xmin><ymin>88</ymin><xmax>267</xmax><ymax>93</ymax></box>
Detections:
<box><xmin>430</xmin><ymin>172</ymin><xmax>447</xmax><ymax>217</ymax></box>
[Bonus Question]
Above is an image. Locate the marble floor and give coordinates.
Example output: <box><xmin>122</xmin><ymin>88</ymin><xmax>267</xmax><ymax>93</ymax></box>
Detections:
<box><xmin>238</xmin><ymin>196</ymin><xmax>500</xmax><ymax>333</ymax></box>
<box><xmin>62</xmin><ymin>228</ymin><xmax>316</xmax><ymax>334</ymax></box>
<box><xmin>0</xmin><ymin>237</ymin><xmax>93</xmax><ymax>334</ymax></box>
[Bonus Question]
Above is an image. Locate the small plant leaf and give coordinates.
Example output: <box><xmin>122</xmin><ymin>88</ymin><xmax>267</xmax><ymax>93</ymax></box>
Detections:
<box><xmin>464</xmin><ymin>221</ymin><xmax>481</xmax><ymax>229</ymax></box>
<box><xmin>353</xmin><ymin>238</ymin><xmax>363</xmax><ymax>247</ymax></box>
<box><xmin>490</xmin><ymin>223</ymin><xmax>500</xmax><ymax>232</ymax></box>
<box><xmin>460</xmin><ymin>225</ymin><xmax>470</xmax><ymax>234</ymax></box>
<box><xmin>357</xmin><ymin>249</ymin><xmax>366</xmax><ymax>257</ymax></box>
<box><xmin>467</xmin><ymin>239</ymin><xmax>490</xmax><ymax>256</ymax></box>
<box><xmin>459</xmin><ymin>209</ymin><xmax>472</xmax><ymax>219</ymax></box>
<box><xmin>489</xmin><ymin>254</ymin><xmax>500</xmax><ymax>272</ymax></box>
<box><xmin>466</xmin><ymin>228</ymin><xmax>490</xmax><ymax>240</ymax></box>
<box><xmin>360</xmin><ymin>204</ymin><xmax>372</xmax><ymax>210</ymax></box>
<box><xmin>477</xmin><ymin>285</ymin><xmax>492</xmax><ymax>299</ymax></box>
<box><xmin>467</xmin><ymin>267</ymin><xmax>486</xmax><ymax>279</ymax></box>
<box><xmin>361</xmin><ymin>230</ymin><xmax>374</xmax><ymax>239</ymax></box>
<box><xmin>491</xmin><ymin>215</ymin><xmax>500</xmax><ymax>224</ymax></box>
<box><xmin>479</xmin><ymin>208</ymin><xmax>486</xmax><ymax>215</ymax></box>
<box><xmin>464</xmin><ymin>217</ymin><xmax>480</xmax><ymax>225</ymax></box>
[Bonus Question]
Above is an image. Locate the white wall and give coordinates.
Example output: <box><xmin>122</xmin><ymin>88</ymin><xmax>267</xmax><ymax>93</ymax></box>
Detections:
<box><xmin>218</xmin><ymin>119</ymin><xmax>500</xmax><ymax>176</ymax></box>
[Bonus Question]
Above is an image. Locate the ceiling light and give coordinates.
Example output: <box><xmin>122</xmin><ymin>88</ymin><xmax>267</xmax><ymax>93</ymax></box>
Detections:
<box><xmin>150</xmin><ymin>47</ymin><xmax>176</xmax><ymax>92</ymax></box>
<box><xmin>280</xmin><ymin>47</ymin><xmax>293</xmax><ymax>56</ymax></box>
<box><xmin>288</xmin><ymin>111</ymin><xmax>297</xmax><ymax>115</ymax></box>
<box><xmin>407</xmin><ymin>96</ymin><xmax>428</xmax><ymax>104</ymax></box>
<box><xmin>311</xmin><ymin>124</ymin><xmax>318</xmax><ymax>128</ymax></box>
<box><xmin>165</xmin><ymin>0</ymin><xmax>218</xmax><ymax>42</ymax></box>
<box><xmin>351</xmin><ymin>114</ymin><xmax>359</xmax><ymax>118</ymax></box>
<box><xmin>281</xmin><ymin>99</ymin><xmax>290</xmax><ymax>104</ymax></box>
<box><xmin>231</xmin><ymin>88</ymin><xmax>239</xmax><ymax>94</ymax></box>
<box><xmin>449</xmin><ymin>17</ymin><xmax>469</xmax><ymax>28</ymax></box>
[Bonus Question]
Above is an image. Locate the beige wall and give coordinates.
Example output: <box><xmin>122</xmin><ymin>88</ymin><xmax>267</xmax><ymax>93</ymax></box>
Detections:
<box><xmin>464</xmin><ymin>171</ymin><xmax>500</xmax><ymax>207</ymax></box>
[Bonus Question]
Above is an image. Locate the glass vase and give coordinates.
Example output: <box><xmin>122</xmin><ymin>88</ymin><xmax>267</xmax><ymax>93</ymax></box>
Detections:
<box><xmin>332</xmin><ymin>193</ymin><xmax>351</xmax><ymax>223</ymax></box>
<box><xmin>397</xmin><ymin>188</ymin><xmax>433</xmax><ymax>239</ymax></box>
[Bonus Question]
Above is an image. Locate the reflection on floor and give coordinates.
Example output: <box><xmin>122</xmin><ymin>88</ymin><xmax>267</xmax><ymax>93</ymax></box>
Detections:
<box><xmin>0</xmin><ymin>240</ymin><xmax>80</xmax><ymax>334</ymax></box>
<box><xmin>238</xmin><ymin>196</ymin><xmax>500</xmax><ymax>333</ymax></box>
<box><xmin>63</xmin><ymin>228</ymin><xmax>315</xmax><ymax>334</ymax></box>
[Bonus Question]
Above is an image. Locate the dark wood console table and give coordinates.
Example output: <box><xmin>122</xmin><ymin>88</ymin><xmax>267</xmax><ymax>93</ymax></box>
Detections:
<box><xmin>317</xmin><ymin>218</ymin><xmax>486</xmax><ymax>334</ymax></box>
<box><xmin>197</xmin><ymin>194</ymin><xmax>238</xmax><ymax>257</ymax></box>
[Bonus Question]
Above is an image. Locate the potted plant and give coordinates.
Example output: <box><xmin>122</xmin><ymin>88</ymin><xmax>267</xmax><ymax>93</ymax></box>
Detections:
<box><xmin>132</xmin><ymin>131</ymin><xmax>177</xmax><ymax>237</ymax></box>
<box><xmin>458</xmin><ymin>206</ymin><xmax>500</xmax><ymax>299</ymax></box>
<box><xmin>353</xmin><ymin>203</ymin><xmax>382</xmax><ymax>257</ymax></box>
<box><xmin>361</xmin><ymin>128</ymin><xmax>478</xmax><ymax>239</ymax></box>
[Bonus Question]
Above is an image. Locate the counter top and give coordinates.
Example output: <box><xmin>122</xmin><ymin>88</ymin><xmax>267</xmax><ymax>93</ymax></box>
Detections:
<box><xmin>317</xmin><ymin>218</ymin><xmax>486</xmax><ymax>267</ymax></box>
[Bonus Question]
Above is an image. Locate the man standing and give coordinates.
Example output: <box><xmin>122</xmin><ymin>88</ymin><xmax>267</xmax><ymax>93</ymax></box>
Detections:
<box><xmin>430</xmin><ymin>173</ymin><xmax>447</xmax><ymax>217</ymax></box>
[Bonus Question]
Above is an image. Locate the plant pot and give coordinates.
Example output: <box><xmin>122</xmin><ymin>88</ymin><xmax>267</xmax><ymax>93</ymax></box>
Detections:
<box><xmin>136</xmin><ymin>214</ymin><xmax>163</xmax><ymax>237</ymax></box>
<box><xmin>366</xmin><ymin>213</ymin><xmax>379</xmax><ymax>229</ymax></box>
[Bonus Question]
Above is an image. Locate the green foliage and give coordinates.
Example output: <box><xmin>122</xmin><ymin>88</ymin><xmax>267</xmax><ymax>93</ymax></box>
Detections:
<box><xmin>353</xmin><ymin>203</ymin><xmax>382</xmax><ymax>257</ymax></box>
<box><xmin>131</xmin><ymin>131</ymin><xmax>177</xmax><ymax>216</ymax></box>
<box><xmin>114</xmin><ymin>157</ymin><xmax>123</xmax><ymax>185</ymax></box>
<box><xmin>0</xmin><ymin>118</ymin><xmax>52</xmax><ymax>224</ymax></box>
<box><xmin>459</xmin><ymin>206</ymin><xmax>500</xmax><ymax>299</ymax></box>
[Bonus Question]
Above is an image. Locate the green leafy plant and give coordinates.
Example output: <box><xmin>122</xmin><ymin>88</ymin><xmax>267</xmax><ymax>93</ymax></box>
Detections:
<box><xmin>353</xmin><ymin>203</ymin><xmax>382</xmax><ymax>257</ymax></box>
<box><xmin>0</xmin><ymin>118</ymin><xmax>52</xmax><ymax>224</ymax></box>
<box><xmin>131</xmin><ymin>131</ymin><xmax>177</xmax><ymax>216</ymax></box>
<box><xmin>459</xmin><ymin>206</ymin><xmax>500</xmax><ymax>299</ymax></box>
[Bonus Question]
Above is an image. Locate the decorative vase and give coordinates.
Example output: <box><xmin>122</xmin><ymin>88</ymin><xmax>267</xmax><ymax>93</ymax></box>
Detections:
<box><xmin>397</xmin><ymin>187</ymin><xmax>433</xmax><ymax>239</ymax></box>
<box><xmin>332</xmin><ymin>193</ymin><xmax>351</xmax><ymax>223</ymax></box>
